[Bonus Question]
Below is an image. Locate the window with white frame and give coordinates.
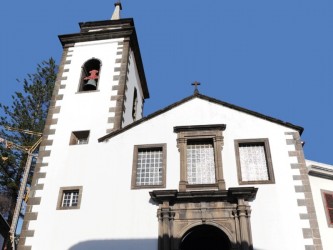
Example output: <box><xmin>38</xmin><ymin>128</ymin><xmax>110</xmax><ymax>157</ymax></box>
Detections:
<box><xmin>57</xmin><ymin>186</ymin><xmax>82</xmax><ymax>210</ymax></box>
<box><xmin>235</xmin><ymin>139</ymin><xmax>275</xmax><ymax>184</ymax></box>
<box><xmin>131</xmin><ymin>144</ymin><xmax>166</xmax><ymax>189</ymax></box>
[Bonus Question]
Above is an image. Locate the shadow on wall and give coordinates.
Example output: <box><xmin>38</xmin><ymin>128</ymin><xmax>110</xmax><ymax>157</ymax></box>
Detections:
<box><xmin>69</xmin><ymin>239</ymin><xmax>157</xmax><ymax>250</ymax></box>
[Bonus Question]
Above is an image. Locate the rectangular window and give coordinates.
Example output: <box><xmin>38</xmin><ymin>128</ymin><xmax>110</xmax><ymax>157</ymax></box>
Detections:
<box><xmin>322</xmin><ymin>190</ymin><xmax>333</xmax><ymax>227</ymax></box>
<box><xmin>187</xmin><ymin>141</ymin><xmax>215</xmax><ymax>184</ymax></box>
<box><xmin>174</xmin><ymin>124</ymin><xmax>226</xmax><ymax>191</ymax></box>
<box><xmin>70</xmin><ymin>130</ymin><xmax>90</xmax><ymax>145</ymax></box>
<box><xmin>235</xmin><ymin>139</ymin><xmax>275</xmax><ymax>184</ymax></box>
<box><xmin>62</xmin><ymin>190</ymin><xmax>79</xmax><ymax>207</ymax></box>
<box><xmin>57</xmin><ymin>186</ymin><xmax>83</xmax><ymax>210</ymax></box>
<box><xmin>132</xmin><ymin>144</ymin><xmax>166</xmax><ymax>189</ymax></box>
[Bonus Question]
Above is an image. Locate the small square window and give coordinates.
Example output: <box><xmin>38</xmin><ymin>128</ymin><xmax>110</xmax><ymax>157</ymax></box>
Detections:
<box><xmin>70</xmin><ymin>131</ymin><xmax>90</xmax><ymax>145</ymax></box>
<box><xmin>131</xmin><ymin>144</ymin><xmax>166</xmax><ymax>189</ymax></box>
<box><xmin>57</xmin><ymin>186</ymin><xmax>83</xmax><ymax>210</ymax></box>
<box><xmin>235</xmin><ymin>139</ymin><xmax>275</xmax><ymax>185</ymax></box>
<box><xmin>321</xmin><ymin>190</ymin><xmax>333</xmax><ymax>227</ymax></box>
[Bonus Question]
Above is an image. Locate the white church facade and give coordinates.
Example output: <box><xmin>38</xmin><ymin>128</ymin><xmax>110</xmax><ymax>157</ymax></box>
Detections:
<box><xmin>19</xmin><ymin>3</ymin><xmax>332</xmax><ymax>250</ymax></box>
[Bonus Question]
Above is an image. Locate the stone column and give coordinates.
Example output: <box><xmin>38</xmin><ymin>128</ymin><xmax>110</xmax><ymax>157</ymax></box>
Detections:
<box><xmin>177</xmin><ymin>136</ymin><xmax>187</xmax><ymax>191</ymax></box>
<box><xmin>238</xmin><ymin>199</ymin><xmax>250</xmax><ymax>250</ymax></box>
<box><xmin>214</xmin><ymin>134</ymin><xmax>225</xmax><ymax>190</ymax></box>
<box><xmin>233</xmin><ymin>208</ymin><xmax>241</xmax><ymax>248</ymax></box>
<box><xmin>157</xmin><ymin>201</ymin><xmax>175</xmax><ymax>250</ymax></box>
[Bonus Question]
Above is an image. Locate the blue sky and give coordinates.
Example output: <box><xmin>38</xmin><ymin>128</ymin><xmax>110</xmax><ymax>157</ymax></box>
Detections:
<box><xmin>0</xmin><ymin>0</ymin><xmax>332</xmax><ymax>164</ymax></box>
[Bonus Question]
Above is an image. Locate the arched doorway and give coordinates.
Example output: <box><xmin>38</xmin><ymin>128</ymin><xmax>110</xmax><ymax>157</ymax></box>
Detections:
<box><xmin>180</xmin><ymin>224</ymin><xmax>231</xmax><ymax>250</ymax></box>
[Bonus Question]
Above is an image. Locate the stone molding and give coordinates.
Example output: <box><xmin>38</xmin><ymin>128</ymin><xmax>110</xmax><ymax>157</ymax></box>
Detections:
<box><xmin>285</xmin><ymin>132</ymin><xmax>323</xmax><ymax>250</ymax></box>
<box><xmin>18</xmin><ymin>47</ymin><xmax>71</xmax><ymax>250</ymax></box>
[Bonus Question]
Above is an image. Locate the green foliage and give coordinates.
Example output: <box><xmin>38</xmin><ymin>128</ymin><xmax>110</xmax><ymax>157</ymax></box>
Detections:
<box><xmin>0</xmin><ymin>58</ymin><xmax>57</xmax><ymax>222</ymax></box>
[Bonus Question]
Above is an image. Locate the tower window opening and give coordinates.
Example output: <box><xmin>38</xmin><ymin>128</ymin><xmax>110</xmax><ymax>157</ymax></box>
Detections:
<box><xmin>132</xmin><ymin>88</ymin><xmax>138</xmax><ymax>120</ymax></box>
<box><xmin>70</xmin><ymin>130</ymin><xmax>90</xmax><ymax>145</ymax></box>
<box><xmin>79</xmin><ymin>59</ymin><xmax>101</xmax><ymax>92</ymax></box>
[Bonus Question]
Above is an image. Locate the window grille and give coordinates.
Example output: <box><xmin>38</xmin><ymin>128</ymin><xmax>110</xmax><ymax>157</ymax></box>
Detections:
<box><xmin>186</xmin><ymin>142</ymin><xmax>215</xmax><ymax>184</ymax></box>
<box><xmin>239</xmin><ymin>143</ymin><xmax>269</xmax><ymax>181</ymax></box>
<box><xmin>62</xmin><ymin>190</ymin><xmax>79</xmax><ymax>207</ymax></box>
<box><xmin>136</xmin><ymin>148</ymin><xmax>163</xmax><ymax>186</ymax></box>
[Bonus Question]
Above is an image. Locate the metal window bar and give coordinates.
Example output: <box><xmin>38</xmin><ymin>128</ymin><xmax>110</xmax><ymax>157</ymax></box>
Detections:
<box><xmin>186</xmin><ymin>143</ymin><xmax>215</xmax><ymax>184</ymax></box>
<box><xmin>62</xmin><ymin>191</ymin><xmax>79</xmax><ymax>207</ymax></box>
<box><xmin>136</xmin><ymin>148</ymin><xmax>163</xmax><ymax>186</ymax></box>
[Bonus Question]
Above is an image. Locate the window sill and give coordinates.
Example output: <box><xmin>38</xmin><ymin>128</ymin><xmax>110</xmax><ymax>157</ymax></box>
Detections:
<box><xmin>185</xmin><ymin>183</ymin><xmax>218</xmax><ymax>190</ymax></box>
<box><xmin>75</xmin><ymin>90</ymin><xmax>100</xmax><ymax>94</ymax></box>
<box><xmin>239</xmin><ymin>180</ymin><xmax>275</xmax><ymax>185</ymax></box>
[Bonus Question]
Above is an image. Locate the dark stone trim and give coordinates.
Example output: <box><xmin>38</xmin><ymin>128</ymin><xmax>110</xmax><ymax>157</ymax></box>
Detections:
<box><xmin>35</xmin><ymin>162</ymin><xmax>48</xmax><ymax>168</ymax></box>
<box><xmin>285</xmin><ymin>132</ymin><xmax>322</xmax><ymax>250</ymax></box>
<box><xmin>56</xmin><ymin>94</ymin><xmax>64</xmax><ymax>100</ymax></box>
<box><xmin>27</xmin><ymin>197</ymin><xmax>41</xmax><ymax>206</ymax></box>
<box><xmin>45</xmin><ymin>118</ymin><xmax>58</xmax><ymax>126</ymax></box>
<box><xmin>308</xmin><ymin>171</ymin><xmax>333</xmax><ymax>180</ymax></box>
<box><xmin>107</xmin><ymin>117</ymin><xmax>115</xmax><ymax>123</ymax></box>
<box><xmin>19</xmin><ymin>47</ymin><xmax>71</xmax><ymax>247</ymax></box>
<box><xmin>174</xmin><ymin>124</ymin><xmax>226</xmax><ymax>133</ymax></box>
<box><xmin>30</xmin><ymin>184</ymin><xmax>44</xmax><ymax>191</ymax></box>
<box><xmin>24</xmin><ymin>212</ymin><xmax>38</xmax><ymax>221</ymax></box>
<box><xmin>38</xmin><ymin>151</ymin><xmax>51</xmax><ymax>158</ymax></box>
<box><xmin>308</xmin><ymin>165</ymin><xmax>333</xmax><ymax>180</ymax></box>
<box><xmin>35</xmin><ymin>172</ymin><xmax>46</xmax><ymax>179</ymax></box>
<box><xmin>150</xmin><ymin>187</ymin><xmax>258</xmax><ymax>204</ymax></box>
<box><xmin>112</xmin><ymin>39</ymin><xmax>130</xmax><ymax>131</ymax></box>
<box><xmin>17</xmin><ymin>245</ymin><xmax>32</xmax><ymax>250</ymax></box>
<box><xmin>20</xmin><ymin>230</ymin><xmax>34</xmax><ymax>238</ymax></box>
<box><xmin>99</xmin><ymin>93</ymin><xmax>303</xmax><ymax>142</ymax></box>
<box><xmin>40</xmin><ymin>139</ymin><xmax>53</xmax><ymax>146</ymax></box>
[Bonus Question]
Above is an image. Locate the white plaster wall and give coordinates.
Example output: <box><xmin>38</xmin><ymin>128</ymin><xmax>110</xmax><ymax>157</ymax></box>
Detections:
<box><xmin>122</xmin><ymin>49</ymin><xmax>145</xmax><ymax>126</ymax></box>
<box><xmin>307</xmin><ymin>161</ymin><xmax>333</xmax><ymax>250</ymax></box>
<box><xmin>29</xmin><ymin>97</ymin><xmax>307</xmax><ymax>250</ymax></box>
<box><xmin>55</xmin><ymin>38</ymin><xmax>124</xmax><ymax>140</ymax></box>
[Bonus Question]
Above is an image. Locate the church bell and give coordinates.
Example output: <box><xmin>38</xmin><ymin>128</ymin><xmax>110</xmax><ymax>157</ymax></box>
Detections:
<box><xmin>83</xmin><ymin>79</ymin><xmax>97</xmax><ymax>91</ymax></box>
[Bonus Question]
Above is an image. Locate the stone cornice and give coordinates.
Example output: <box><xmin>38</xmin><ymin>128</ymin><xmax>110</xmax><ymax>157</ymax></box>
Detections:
<box><xmin>149</xmin><ymin>187</ymin><xmax>258</xmax><ymax>205</ymax></box>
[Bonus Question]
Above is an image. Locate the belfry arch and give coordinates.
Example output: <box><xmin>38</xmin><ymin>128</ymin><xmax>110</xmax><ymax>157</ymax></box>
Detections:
<box><xmin>150</xmin><ymin>187</ymin><xmax>257</xmax><ymax>250</ymax></box>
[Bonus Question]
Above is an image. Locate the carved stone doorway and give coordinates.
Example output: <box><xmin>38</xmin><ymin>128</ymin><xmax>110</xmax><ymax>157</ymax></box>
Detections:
<box><xmin>180</xmin><ymin>224</ymin><xmax>231</xmax><ymax>250</ymax></box>
<box><xmin>150</xmin><ymin>188</ymin><xmax>258</xmax><ymax>250</ymax></box>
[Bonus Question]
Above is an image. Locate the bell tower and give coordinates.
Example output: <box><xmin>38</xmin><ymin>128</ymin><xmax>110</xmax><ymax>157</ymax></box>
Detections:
<box><xmin>57</xmin><ymin>1</ymin><xmax>149</xmax><ymax>134</ymax></box>
<box><xmin>18</xmin><ymin>3</ymin><xmax>149</xmax><ymax>249</ymax></box>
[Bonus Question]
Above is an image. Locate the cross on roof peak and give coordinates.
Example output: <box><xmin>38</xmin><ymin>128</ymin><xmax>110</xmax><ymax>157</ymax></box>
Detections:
<box><xmin>191</xmin><ymin>81</ymin><xmax>201</xmax><ymax>94</ymax></box>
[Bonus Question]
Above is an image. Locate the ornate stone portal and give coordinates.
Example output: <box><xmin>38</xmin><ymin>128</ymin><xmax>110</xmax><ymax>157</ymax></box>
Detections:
<box><xmin>150</xmin><ymin>187</ymin><xmax>258</xmax><ymax>250</ymax></box>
